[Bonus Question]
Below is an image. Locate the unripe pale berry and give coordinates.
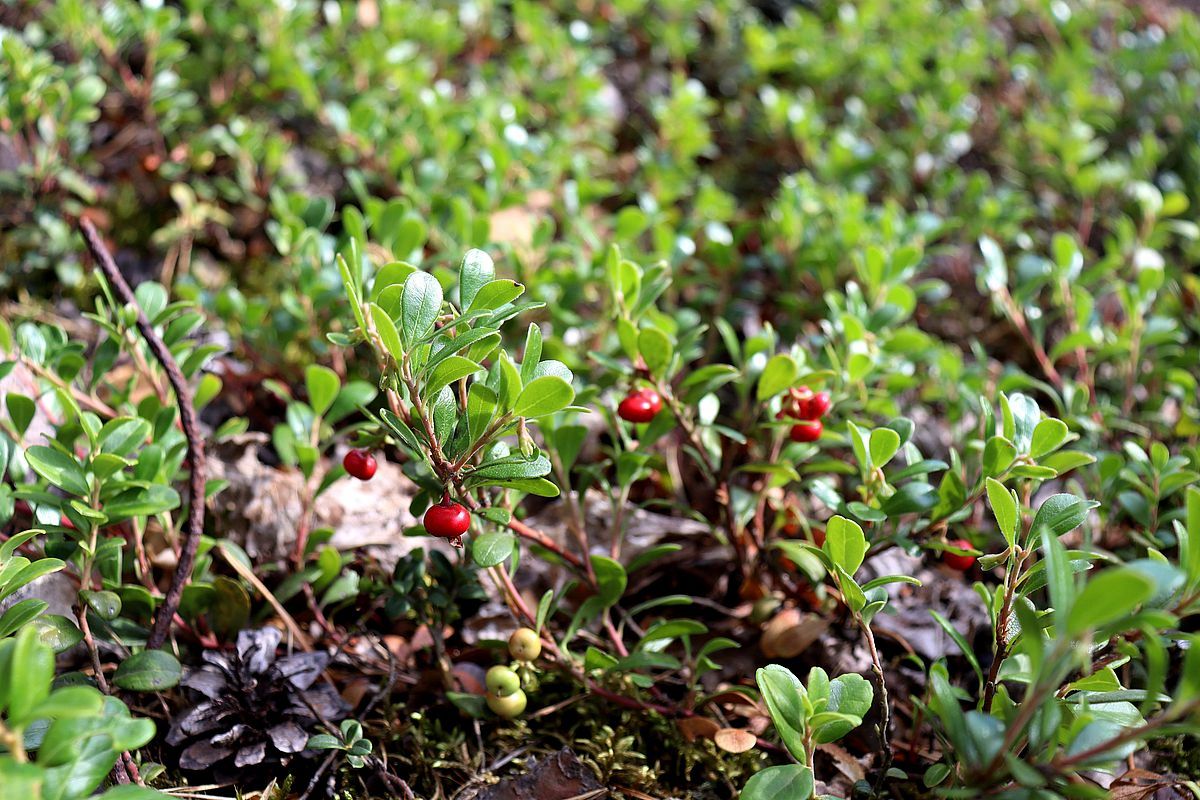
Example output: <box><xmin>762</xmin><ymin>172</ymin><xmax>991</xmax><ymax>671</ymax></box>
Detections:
<box><xmin>486</xmin><ymin>688</ymin><xmax>527</xmax><ymax>718</ymax></box>
<box><xmin>508</xmin><ymin>628</ymin><xmax>542</xmax><ymax>662</ymax></box>
<box><xmin>424</xmin><ymin>499</ymin><xmax>471</xmax><ymax>539</ymax></box>
<box><xmin>343</xmin><ymin>449</ymin><xmax>377</xmax><ymax>481</ymax></box>
<box><xmin>789</xmin><ymin>420</ymin><xmax>822</xmax><ymax>443</ymax></box>
<box><xmin>485</xmin><ymin>665</ymin><xmax>521</xmax><ymax>697</ymax></box>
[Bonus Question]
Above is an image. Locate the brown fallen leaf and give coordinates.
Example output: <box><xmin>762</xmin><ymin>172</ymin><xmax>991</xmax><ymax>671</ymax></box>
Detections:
<box><xmin>714</xmin><ymin>728</ymin><xmax>757</xmax><ymax>753</ymax></box>
<box><xmin>761</xmin><ymin>607</ymin><xmax>829</xmax><ymax>659</ymax></box>
<box><xmin>676</xmin><ymin>716</ymin><xmax>720</xmax><ymax>742</ymax></box>
<box><xmin>819</xmin><ymin>741</ymin><xmax>867</xmax><ymax>783</ymax></box>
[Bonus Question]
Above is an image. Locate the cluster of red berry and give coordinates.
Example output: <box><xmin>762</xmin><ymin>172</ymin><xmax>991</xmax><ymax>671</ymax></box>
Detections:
<box><xmin>344</xmin><ymin>450</ymin><xmax>471</xmax><ymax>543</ymax></box>
<box><xmin>617</xmin><ymin>387</ymin><xmax>663</xmax><ymax>423</ymax></box>
<box><xmin>777</xmin><ymin>386</ymin><xmax>832</xmax><ymax>443</ymax></box>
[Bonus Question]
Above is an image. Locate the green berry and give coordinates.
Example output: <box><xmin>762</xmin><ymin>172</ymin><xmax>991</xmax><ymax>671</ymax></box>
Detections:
<box><xmin>508</xmin><ymin>628</ymin><xmax>542</xmax><ymax>662</ymax></box>
<box><xmin>485</xmin><ymin>665</ymin><xmax>520</xmax><ymax>697</ymax></box>
<box><xmin>487</xmin><ymin>689</ymin><xmax>527</xmax><ymax>718</ymax></box>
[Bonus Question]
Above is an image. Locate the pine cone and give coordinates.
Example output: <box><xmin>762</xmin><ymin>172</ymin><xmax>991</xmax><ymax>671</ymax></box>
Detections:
<box><xmin>168</xmin><ymin>627</ymin><xmax>347</xmax><ymax>771</ymax></box>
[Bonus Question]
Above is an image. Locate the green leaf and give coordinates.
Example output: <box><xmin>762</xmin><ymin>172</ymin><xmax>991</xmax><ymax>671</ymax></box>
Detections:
<box><xmin>467</xmin><ymin>383</ymin><xmax>497</xmax><ymax>444</ymax></box>
<box><xmin>983</xmin><ymin>436</ymin><xmax>1017</xmax><ymax>477</ymax></box>
<box><xmin>368</xmin><ymin>302</ymin><xmax>404</xmax><ymax>363</ymax></box>
<box><xmin>370</xmin><ymin>261</ymin><xmax>417</xmax><ymax>300</ymax></box>
<box><xmin>25</xmin><ymin>446</ymin><xmax>90</xmax><ymax>497</ymax></box>
<box><xmin>590</xmin><ymin>555</ymin><xmax>626</xmax><ymax>607</ymax></box>
<box><xmin>741</xmin><ymin>765</ymin><xmax>814</xmax><ymax>800</ymax></box>
<box><xmin>929</xmin><ymin>610</ymin><xmax>983</xmax><ymax>687</ymax></box>
<box><xmin>113</xmin><ymin>650</ymin><xmax>182</xmax><ymax>691</ymax></box>
<box><xmin>468</xmin><ymin>279</ymin><xmax>524</xmax><ymax>313</ymax></box>
<box><xmin>823</xmin><ymin>515</ymin><xmax>867</xmax><ymax>575</ymax></box>
<box><xmin>1004</xmin><ymin>392</ymin><xmax>1041</xmax><ymax>453</ymax></box>
<box><xmin>639</xmin><ymin>619</ymin><xmax>707</xmax><ymax>645</ymax></box>
<box><xmin>82</xmin><ymin>590</ymin><xmax>122</xmax><ymax>621</ymax></box>
<box><xmin>1040</xmin><ymin>526</ymin><xmax>1074</xmax><ymax>633</ymax></box>
<box><xmin>755</xmin><ymin>665</ymin><xmax>808</xmax><ymax>763</ymax></box>
<box><xmin>26</xmin><ymin>685</ymin><xmax>104</xmax><ymax>720</ymax></box>
<box><xmin>425</xmin><ymin>355</ymin><xmax>481</xmax><ymax>398</ymax></box>
<box><xmin>472</xmin><ymin>531</ymin><xmax>515</xmax><ymax>568</ymax></box>
<box><xmin>811</xmin><ymin>672</ymin><xmax>873</xmax><ymax>743</ymax></box>
<box><xmin>514</xmin><ymin>376</ymin><xmax>574</xmax><ymax>418</ymax></box>
<box><xmin>467</xmin><ymin>454</ymin><xmax>552</xmax><ymax>481</ymax></box>
<box><xmin>1183</xmin><ymin>487</ymin><xmax>1200</xmax><ymax>591</ymax></box>
<box><xmin>836</xmin><ymin>566</ymin><xmax>866</xmax><ymax>612</ymax></box>
<box><xmin>0</xmin><ymin>558</ymin><xmax>65</xmax><ymax>602</ymax></box>
<box><xmin>400</xmin><ymin>272</ymin><xmax>443</xmax><ymax>346</ymax></box>
<box><xmin>638</xmin><ymin>328</ymin><xmax>673</xmax><ymax>377</ymax></box>
<box><xmin>493</xmin><ymin>351</ymin><xmax>522</xmax><ymax>411</ymax></box>
<box><xmin>869</xmin><ymin>427</ymin><xmax>901</xmax><ymax>468</ymax></box>
<box><xmin>1030</xmin><ymin>418</ymin><xmax>1070</xmax><ymax>459</ymax></box>
<box><xmin>6</xmin><ymin>394</ymin><xmax>36</xmax><ymax>436</ymax></box>
<box><xmin>520</xmin><ymin>324</ymin><xmax>543</xmax><ymax>385</ymax></box>
<box><xmin>458</xmin><ymin>249</ymin><xmax>495</xmax><ymax>310</ymax></box>
<box><xmin>756</xmin><ymin>354</ymin><xmax>799</xmax><ymax>401</ymax></box>
<box><xmin>860</xmin><ymin>574</ymin><xmax>921</xmax><ymax>592</ymax></box>
<box><xmin>1067</xmin><ymin>568</ymin><xmax>1155</xmax><ymax>636</ymax></box>
<box><xmin>1029</xmin><ymin>494</ymin><xmax>1095</xmax><ymax>545</ymax></box>
<box><xmin>305</xmin><ymin>365</ymin><xmax>340</xmax><ymax>417</ymax></box>
<box><xmin>424</xmin><ymin>328</ymin><xmax>500</xmax><ymax>375</ymax></box>
<box><xmin>29</xmin><ymin>614</ymin><xmax>83</xmax><ymax>653</ymax></box>
<box><xmin>986</xmin><ymin>477</ymin><xmax>1019</xmax><ymax>546</ymax></box>
<box><xmin>0</xmin><ymin>599</ymin><xmax>48</xmax><ymax>638</ymax></box>
<box><xmin>7</xmin><ymin>626</ymin><xmax>53</xmax><ymax>723</ymax></box>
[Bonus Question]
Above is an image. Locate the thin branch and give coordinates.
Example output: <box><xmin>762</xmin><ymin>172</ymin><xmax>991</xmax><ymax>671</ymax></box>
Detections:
<box><xmin>79</xmin><ymin>218</ymin><xmax>207</xmax><ymax>651</ymax></box>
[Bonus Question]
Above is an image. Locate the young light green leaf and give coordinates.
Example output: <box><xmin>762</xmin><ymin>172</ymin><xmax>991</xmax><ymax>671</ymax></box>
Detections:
<box><xmin>1067</xmin><ymin>568</ymin><xmax>1155</xmax><ymax>636</ymax></box>
<box><xmin>400</xmin><ymin>272</ymin><xmax>443</xmax><ymax>346</ymax></box>
<box><xmin>811</xmin><ymin>672</ymin><xmax>873</xmax><ymax>743</ymax></box>
<box><xmin>755</xmin><ymin>665</ymin><xmax>808</xmax><ymax>763</ymax></box>
<box><xmin>1040</xmin><ymin>526</ymin><xmax>1075</xmax><ymax>633</ymax></box>
<box><xmin>590</xmin><ymin>555</ymin><xmax>627</xmax><ymax>607</ymax></box>
<box><xmin>368</xmin><ymin>302</ymin><xmax>404</xmax><ymax>363</ymax></box>
<box><xmin>425</xmin><ymin>355</ymin><xmax>480</xmax><ymax>398</ymax></box>
<box><xmin>986</xmin><ymin>477</ymin><xmax>1019</xmax><ymax>546</ymax></box>
<box><xmin>823</xmin><ymin>515</ymin><xmax>868</xmax><ymax>575</ymax></box>
<box><xmin>520</xmin><ymin>324</ymin><xmax>543</xmax><ymax>385</ymax></box>
<box><xmin>756</xmin><ymin>354</ymin><xmax>799</xmax><ymax>401</ymax></box>
<box><xmin>869</xmin><ymin>427</ymin><xmax>901</xmax><ymax>468</ymax></box>
<box><xmin>458</xmin><ymin>249</ymin><xmax>494</xmax><ymax>310</ymax></box>
<box><xmin>1005</xmin><ymin>392</ymin><xmax>1041</xmax><ymax>453</ymax></box>
<box><xmin>514</xmin><ymin>376</ymin><xmax>574</xmax><ymax>418</ymax></box>
<box><xmin>1030</xmin><ymin>418</ymin><xmax>1070</xmax><ymax>459</ymax></box>
<box><xmin>468</xmin><ymin>279</ymin><xmax>524</xmax><ymax>313</ymax></box>
<box><xmin>983</xmin><ymin>435</ymin><xmax>1017</xmax><ymax>477</ymax></box>
<box><xmin>638</xmin><ymin>328</ymin><xmax>673</xmax><ymax>377</ymax></box>
<box><xmin>305</xmin><ymin>365</ymin><xmax>340</xmax><ymax>417</ymax></box>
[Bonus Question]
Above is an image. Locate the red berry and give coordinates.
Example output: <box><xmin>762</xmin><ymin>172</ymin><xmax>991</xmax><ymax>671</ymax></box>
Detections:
<box><xmin>618</xmin><ymin>389</ymin><xmax>662</xmax><ymax>423</ymax></box>
<box><xmin>943</xmin><ymin>539</ymin><xmax>976</xmax><ymax>571</ymax></box>
<box><xmin>424</xmin><ymin>499</ymin><xmax>471</xmax><ymax>539</ymax></box>
<box><xmin>343</xmin><ymin>449</ymin><xmax>377</xmax><ymax>481</ymax></box>
<box><xmin>804</xmin><ymin>391</ymin><xmax>832</xmax><ymax>419</ymax></box>
<box><xmin>789</xmin><ymin>420</ymin><xmax>822</xmax><ymax>443</ymax></box>
<box><xmin>638</xmin><ymin>388</ymin><xmax>663</xmax><ymax>415</ymax></box>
